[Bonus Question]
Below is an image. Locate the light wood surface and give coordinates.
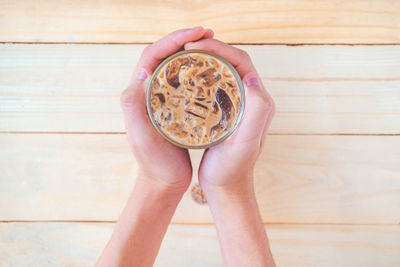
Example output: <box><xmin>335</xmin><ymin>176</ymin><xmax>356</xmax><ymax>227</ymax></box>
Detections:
<box><xmin>1</xmin><ymin>0</ymin><xmax>399</xmax><ymax>44</ymax></box>
<box><xmin>1</xmin><ymin>44</ymin><xmax>400</xmax><ymax>134</ymax></box>
<box><xmin>1</xmin><ymin>1</ymin><xmax>399</xmax><ymax>266</ymax></box>
<box><xmin>1</xmin><ymin>223</ymin><xmax>399</xmax><ymax>267</ymax></box>
<box><xmin>1</xmin><ymin>134</ymin><xmax>399</xmax><ymax>224</ymax></box>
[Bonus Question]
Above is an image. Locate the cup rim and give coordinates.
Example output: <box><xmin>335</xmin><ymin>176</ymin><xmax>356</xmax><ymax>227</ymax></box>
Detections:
<box><xmin>146</xmin><ymin>49</ymin><xmax>246</xmax><ymax>149</ymax></box>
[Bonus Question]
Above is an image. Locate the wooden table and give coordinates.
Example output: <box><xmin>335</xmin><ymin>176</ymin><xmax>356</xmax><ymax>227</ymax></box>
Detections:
<box><xmin>1</xmin><ymin>1</ymin><xmax>399</xmax><ymax>266</ymax></box>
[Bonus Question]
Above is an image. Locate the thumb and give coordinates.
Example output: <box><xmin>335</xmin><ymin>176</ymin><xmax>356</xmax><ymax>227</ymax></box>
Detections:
<box><xmin>121</xmin><ymin>68</ymin><xmax>152</xmax><ymax>143</ymax></box>
<box><xmin>228</xmin><ymin>73</ymin><xmax>272</xmax><ymax>145</ymax></box>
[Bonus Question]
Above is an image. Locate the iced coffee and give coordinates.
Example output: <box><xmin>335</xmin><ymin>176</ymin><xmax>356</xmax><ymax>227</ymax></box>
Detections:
<box><xmin>148</xmin><ymin>51</ymin><xmax>243</xmax><ymax>147</ymax></box>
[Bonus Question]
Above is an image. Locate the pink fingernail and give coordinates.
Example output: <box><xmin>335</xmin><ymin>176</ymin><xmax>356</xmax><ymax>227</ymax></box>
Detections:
<box><xmin>137</xmin><ymin>68</ymin><xmax>149</xmax><ymax>80</ymax></box>
<box><xmin>185</xmin><ymin>42</ymin><xmax>194</xmax><ymax>49</ymax></box>
<box><xmin>246</xmin><ymin>76</ymin><xmax>259</xmax><ymax>87</ymax></box>
<box><xmin>190</xmin><ymin>26</ymin><xmax>202</xmax><ymax>32</ymax></box>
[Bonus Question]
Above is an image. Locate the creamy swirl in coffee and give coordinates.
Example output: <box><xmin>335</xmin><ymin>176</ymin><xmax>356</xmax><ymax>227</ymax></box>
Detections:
<box><xmin>149</xmin><ymin>52</ymin><xmax>242</xmax><ymax>147</ymax></box>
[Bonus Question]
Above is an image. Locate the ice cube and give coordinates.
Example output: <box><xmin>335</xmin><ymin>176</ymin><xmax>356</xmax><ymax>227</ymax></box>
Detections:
<box><xmin>196</xmin><ymin>67</ymin><xmax>221</xmax><ymax>87</ymax></box>
<box><xmin>165</xmin><ymin>57</ymin><xmax>190</xmax><ymax>88</ymax></box>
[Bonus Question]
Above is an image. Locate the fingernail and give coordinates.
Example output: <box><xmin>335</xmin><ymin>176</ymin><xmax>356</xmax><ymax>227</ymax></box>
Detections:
<box><xmin>185</xmin><ymin>42</ymin><xmax>193</xmax><ymax>49</ymax></box>
<box><xmin>245</xmin><ymin>76</ymin><xmax>259</xmax><ymax>87</ymax></box>
<box><xmin>186</xmin><ymin>42</ymin><xmax>201</xmax><ymax>50</ymax></box>
<box><xmin>190</xmin><ymin>26</ymin><xmax>203</xmax><ymax>32</ymax></box>
<box><xmin>204</xmin><ymin>28</ymin><xmax>214</xmax><ymax>37</ymax></box>
<box><xmin>137</xmin><ymin>68</ymin><xmax>149</xmax><ymax>80</ymax></box>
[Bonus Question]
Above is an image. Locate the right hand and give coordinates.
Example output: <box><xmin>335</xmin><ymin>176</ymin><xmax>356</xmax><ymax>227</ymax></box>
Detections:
<box><xmin>121</xmin><ymin>27</ymin><xmax>214</xmax><ymax>192</ymax></box>
<box><xmin>184</xmin><ymin>39</ymin><xmax>275</xmax><ymax>196</ymax></box>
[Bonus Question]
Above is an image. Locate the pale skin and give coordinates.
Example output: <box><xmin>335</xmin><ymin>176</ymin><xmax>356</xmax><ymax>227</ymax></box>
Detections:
<box><xmin>96</xmin><ymin>27</ymin><xmax>276</xmax><ymax>267</ymax></box>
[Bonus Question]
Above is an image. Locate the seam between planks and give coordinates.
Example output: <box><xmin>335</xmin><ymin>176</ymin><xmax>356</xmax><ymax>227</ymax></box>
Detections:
<box><xmin>1</xmin><ymin>42</ymin><xmax>400</xmax><ymax>46</ymax></box>
<box><xmin>0</xmin><ymin>220</ymin><xmax>399</xmax><ymax>226</ymax></box>
<box><xmin>0</xmin><ymin>132</ymin><xmax>399</xmax><ymax>136</ymax></box>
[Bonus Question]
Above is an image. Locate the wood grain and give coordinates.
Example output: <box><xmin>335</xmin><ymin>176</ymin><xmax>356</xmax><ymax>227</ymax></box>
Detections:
<box><xmin>0</xmin><ymin>0</ymin><xmax>399</xmax><ymax>44</ymax></box>
<box><xmin>1</xmin><ymin>223</ymin><xmax>399</xmax><ymax>267</ymax></box>
<box><xmin>2</xmin><ymin>2</ymin><xmax>399</xmax><ymax>266</ymax></box>
<box><xmin>1</xmin><ymin>134</ymin><xmax>399</xmax><ymax>224</ymax></box>
<box><xmin>1</xmin><ymin>44</ymin><xmax>399</xmax><ymax>134</ymax></box>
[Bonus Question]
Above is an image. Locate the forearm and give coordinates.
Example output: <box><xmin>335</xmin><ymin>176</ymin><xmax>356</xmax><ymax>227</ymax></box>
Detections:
<box><xmin>204</xmin><ymin>179</ymin><xmax>275</xmax><ymax>267</ymax></box>
<box><xmin>96</xmin><ymin>176</ymin><xmax>185</xmax><ymax>267</ymax></box>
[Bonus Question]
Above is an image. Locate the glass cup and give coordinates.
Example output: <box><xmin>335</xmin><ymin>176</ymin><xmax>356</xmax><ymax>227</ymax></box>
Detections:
<box><xmin>146</xmin><ymin>49</ymin><xmax>245</xmax><ymax>149</ymax></box>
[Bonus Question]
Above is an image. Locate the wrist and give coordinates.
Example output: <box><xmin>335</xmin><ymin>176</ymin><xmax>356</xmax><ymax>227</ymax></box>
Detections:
<box><xmin>137</xmin><ymin>168</ymin><xmax>190</xmax><ymax>196</ymax></box>
<box><xmin>135</xmin><ymin>174</ymin><xmax>188</xmax><ymax>201</ymax></box>
<box><xmin>200</xmin><ymin>175</ymin><xmax>255</xmax><ymax>204</ymax></box>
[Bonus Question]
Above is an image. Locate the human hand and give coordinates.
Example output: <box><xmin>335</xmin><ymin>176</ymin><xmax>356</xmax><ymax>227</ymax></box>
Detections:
<box><xmin>183</xmin><ymin>39</ymin><xmax>276</xmax><ymax>266</ymax></box>
<box><xmin>184</xmin><ymin>39</ymin><xmax>275</xmax><ymax>197</ymax></box>
<box><xmin>121</xmin><ymin>27</ymin><xmax>214</xmax><ymax>192</ymax></box>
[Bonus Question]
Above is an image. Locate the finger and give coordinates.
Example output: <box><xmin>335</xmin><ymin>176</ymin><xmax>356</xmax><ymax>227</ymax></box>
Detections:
<box><xmin>203</xmin><ymin>28</ymin><xmax>214</xmax><ymax>39</ymax></box>
<box><xmin>259</xmin><ymin>93</ymin><xmax>275</xmax><ymax>150</ymax></box>
<box><xmin>132</xmin><ymin>26</ymin><xmax>210</xmax><ymax>81</ymax></box>
<box><xmin>184</xmin><ymin>38</ymin><xmax>256</xmax><ymax>77</ymax></box>
<box><xmin>122</xmin><ymin>28</ymin><xmax>216</xmax><ymax>151</ymax></box>
<box><xmin>128</xmin><ymin>67</ymin><xmax>151</xmax><ymax>91</ymax></box>
<box><xmin>226</xmin><ymin>74</ymin><xmax>272</xmax><ymax>146</ymax></box>
<box><xmin>121</xmin><ymin>76</ymin><xmax>154</xmax><ymax>146</ymax></box>
<box><xmin>243</xmin><ymin>74</ymin><xmax>274</xmax><ymax>150</ymax></box>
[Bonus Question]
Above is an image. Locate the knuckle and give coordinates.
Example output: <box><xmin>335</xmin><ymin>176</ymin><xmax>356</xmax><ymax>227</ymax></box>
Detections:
<box><xmin>252</xmin><ymin>94</ymin><xmax>268</xmax><ymax>110</ymax></box>
<box><xmin>251</xmin><ymin>93</ymin><xmax>274</xmax><ymax>114</ymax></box>
<box><xmin>265</xmin><ymin>97</ymin><xmax>276</xmax><ymax>117</ymax></box>
<box><xmin>120</xmin><ymin>88</ymin><xmax>135</xmax><ymax>105</ymax></box>
<box><xmin>143</xmin><ymin>44</ymin><xmax>152</xmax><ymax>54</ymax></box>
<box><xmin>239</xmin><ymin>49</ymin><xmax>250</xmax><ymax>59</ymax></box>
<box><xmin>259</xmin><ymin>87</ymin><xmax>276</xmax><ymax>114</ymax></box>
<box><xmin>270</xmin><ymin>97</ymin><xmax>276</xmax><ymax>114</ymax></box>
<box><xmin>264</xmin><ymin>95</ymin><xmax>275</xmax><ymax>114</ymax></box>
<box><xmin>263</xmin><ymin>91</ymin><xmax>276</xmax><ymax>112</ymax></box>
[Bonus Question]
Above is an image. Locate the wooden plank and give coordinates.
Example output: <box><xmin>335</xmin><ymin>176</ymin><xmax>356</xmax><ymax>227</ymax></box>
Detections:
<box><xmin>0</xmin><ymin>0</ymin><xmax>399</xmax><ymax>44</ymax></box>
<box><xmin>1</xmin><ymin>44</ymin><xmax>400</xmax><ymax>134</ymax></box>
<box><xmin>0</xmin><ymin>134</ymin><xmax>399</xmax><ymax>224</ymax></box>
<box><xmin>0</xmin><ymin>223</ymin><xmax>399</xmax><ymax>267</ymax></box>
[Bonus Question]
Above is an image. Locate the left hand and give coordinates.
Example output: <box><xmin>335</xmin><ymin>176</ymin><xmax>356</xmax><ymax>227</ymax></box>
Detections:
<box><xmin>121</xmin><ymin>27</ymin><xmax>214</xmax><ymax>192</ymax></box>
<box><xmin>184</xmin><ymin>39</ymin><xmax>275</xmax><ymax>196</ymax></box>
